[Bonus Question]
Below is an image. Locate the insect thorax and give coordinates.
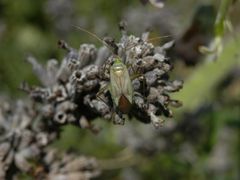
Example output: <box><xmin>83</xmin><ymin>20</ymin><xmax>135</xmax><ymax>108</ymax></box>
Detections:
<box><xmin>111</xmin><ymin>58</ymin><xmax>126</xmax><ymax>77</ymax></box>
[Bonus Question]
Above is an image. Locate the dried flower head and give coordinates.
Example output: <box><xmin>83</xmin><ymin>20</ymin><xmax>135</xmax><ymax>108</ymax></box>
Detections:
<box><xmin>23</xmin><ymin>26</ymin><xmax>182</xmax><ymax>130</ymax></box>
<box><xmin>0</xmin><ymin>97</ymin><xmax>100</xmax><ymax>179</ymax></box>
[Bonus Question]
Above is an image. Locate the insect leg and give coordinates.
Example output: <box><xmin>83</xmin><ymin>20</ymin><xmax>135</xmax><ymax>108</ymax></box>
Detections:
<box><xmin>96</xmin><ymin>84</ymin><xmax>109</xmax><ymax>107</ymax></box>
<box><xmin>130</xmin><ymin>73</ymin><xmax>142</xmax><ymax>80</ymax></box>
<box><xmin>127</xmin><ymin>63</ymin><xmax>137</xmax><ymax>76</ymax></box>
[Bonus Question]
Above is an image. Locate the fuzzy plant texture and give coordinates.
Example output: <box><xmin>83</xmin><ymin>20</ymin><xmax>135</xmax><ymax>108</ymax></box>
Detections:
<box><xmin>0</xmin><ymin>98</ymin><xmax>100</xmax><ymax>179</ymax></box>
<box><xmin>0</xmin><ymin>28</ymin><xmax>183</xmax><ymax>179</ymax></box>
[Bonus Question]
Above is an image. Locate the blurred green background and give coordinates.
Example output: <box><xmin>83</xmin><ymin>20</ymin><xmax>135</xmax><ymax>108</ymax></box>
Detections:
<box><xmin>0</xmin><ymin>0</ymin><xmax>239</xmax><ymax>179</ymax></box>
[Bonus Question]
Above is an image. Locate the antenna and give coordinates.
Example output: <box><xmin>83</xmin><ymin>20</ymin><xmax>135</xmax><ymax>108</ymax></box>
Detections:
<box><xmin>72</xmin><ymin>25</ymin><xmax>172</xmax><ymax>57</ymax></box>
<box><xmin>147</xmin><ymin>35</ymin><xmax>173</xmax><ymax>42</ymax></box>
<box><xmin>72</xmin><ymin>25</ymin><xmax>116</xmax><ymax>55</ymax></box>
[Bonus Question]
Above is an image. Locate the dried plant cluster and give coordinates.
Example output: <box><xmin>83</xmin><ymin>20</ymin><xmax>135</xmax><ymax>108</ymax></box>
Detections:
<box><xmin>0</xmin><ymin>28</ymin><xmax>182</xmax><ymax>179</ymax></box>
<box><xmin>0</xmin><ymin>98</ymin><xmax>100</xmax><ymax>179</ymax></box>
<box><xmin>23</xmin><ymin>28</ymin><xmax>183</xmax><ymax>129</ymax></box>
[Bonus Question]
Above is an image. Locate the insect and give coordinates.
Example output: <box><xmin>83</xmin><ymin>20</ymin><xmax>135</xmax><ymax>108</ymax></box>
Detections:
<box><xmin>109</xmin><ymin>57</ymin><xmax>133</xmax><ymax>114</ymax></box>
<box><xmin>73</xmin><ymin>26</ymin><xmax>134</xmax><ymax>118</ymax></box>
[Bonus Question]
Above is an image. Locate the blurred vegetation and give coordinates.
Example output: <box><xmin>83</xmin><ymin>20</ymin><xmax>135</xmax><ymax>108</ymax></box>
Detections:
<box><xmin>0</xmin><ymin>0</ymin><xmax>239</xmax><ymax>179</ymax></box>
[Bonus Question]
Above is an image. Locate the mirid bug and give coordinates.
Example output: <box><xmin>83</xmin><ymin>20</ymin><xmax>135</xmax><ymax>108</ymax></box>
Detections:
<box><xmin>109</xmin><ymin>57</ymin><xmax>133</xmax><ymax>114</ymax></box>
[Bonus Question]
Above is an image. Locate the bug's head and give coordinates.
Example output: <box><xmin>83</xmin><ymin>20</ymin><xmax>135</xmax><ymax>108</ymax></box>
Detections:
<box><xmin>111</xmin><ymin>58</ymin><xmax>125</xmax><ymax>77</ymax></box>
<box><xmin>113</xmin><ymin>57</ymin><xmax>122</xmax><ymax>64</ymax></box>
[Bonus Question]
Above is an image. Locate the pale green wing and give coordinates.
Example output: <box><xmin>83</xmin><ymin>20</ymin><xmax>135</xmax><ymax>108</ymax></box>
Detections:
<box><xmin>109</xmin><ymin>63</ymin><xmax>133</xmax><ymax>106</ymax></box>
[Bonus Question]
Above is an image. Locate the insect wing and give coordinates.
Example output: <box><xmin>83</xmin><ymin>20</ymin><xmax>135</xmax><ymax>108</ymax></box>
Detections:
<box><xmin>109</xmin><ymin>63</ymin><xmax>133</xmax><ymax>106</ymax></box>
